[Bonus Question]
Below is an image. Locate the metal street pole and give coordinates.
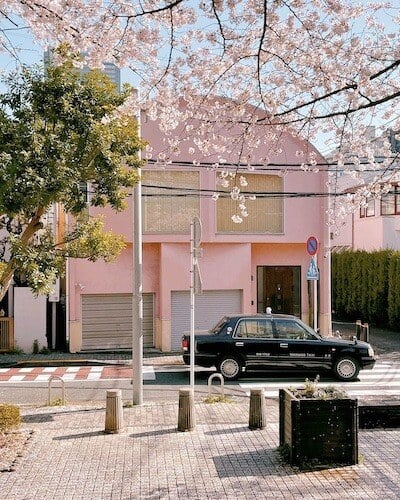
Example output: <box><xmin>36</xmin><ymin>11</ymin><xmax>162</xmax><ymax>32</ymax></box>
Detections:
<box><xmin>313</xmin><ymin>256</ymin><xmax>318</xmax><ymax>331</ymax></box>
<box><xmin>190</xmin><ymin>220</ymin><xmax>195</xmax><ymax>392</ymax></box>
<box><xmin>326</xmin><ymin>180</ymin><xmax>333</xmax><ymax>336</ymax></box>
<box><xmin>132</xmin><ymin>100</ymin><xmax>143</xmax><ymax>406</ymax></box>
<box><xmin>189</xmin><ymin>217</ymin><xmax>202</xmax><ymax>393</ymax></box>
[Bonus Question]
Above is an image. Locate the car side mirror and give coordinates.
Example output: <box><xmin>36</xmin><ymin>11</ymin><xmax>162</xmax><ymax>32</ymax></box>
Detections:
<box><xmin>227</xmin><ymin>327</ymin><xmax>233</xmax><ymax>335</ymax></box>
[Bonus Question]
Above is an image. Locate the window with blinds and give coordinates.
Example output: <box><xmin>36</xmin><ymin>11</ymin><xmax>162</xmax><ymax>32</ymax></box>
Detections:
<box><xmin>216</xmin><ymin>173</ymin><xmax>283</xmax><ymax>233</ymax></box>
<box><xmin>142</xmin><ymin>170</ymin><xmax>200</xmax><ymax>233</ymax></box>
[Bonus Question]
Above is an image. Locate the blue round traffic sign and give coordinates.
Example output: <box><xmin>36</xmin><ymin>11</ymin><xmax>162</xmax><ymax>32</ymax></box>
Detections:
<box><xmin>306</xmin><ymin>236</ymin><xmax>318</xmax><ymax>256</ymax></box>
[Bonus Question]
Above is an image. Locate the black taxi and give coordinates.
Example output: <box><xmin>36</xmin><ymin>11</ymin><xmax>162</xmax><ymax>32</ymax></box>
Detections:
<box><xmin>182</xmin><ymin>313</ymin><xmax>376</xmax><ymax>381</ymax></box>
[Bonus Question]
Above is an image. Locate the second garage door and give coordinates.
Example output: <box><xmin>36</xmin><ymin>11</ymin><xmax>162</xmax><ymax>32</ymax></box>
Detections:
<box><xmin>170</xmin><ymin>290</ymin><xmax>242</xmax><ymax>351</ymax></box>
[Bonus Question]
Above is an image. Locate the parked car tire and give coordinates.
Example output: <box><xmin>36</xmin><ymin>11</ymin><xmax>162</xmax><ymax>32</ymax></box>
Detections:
<box><xmin>333</xmin><ymin>357</ymin><xmax>360</xmax><ymax>381</ymax></box>
<box><xmin>218</xmin><ymin>356</ymin><xmax>243</xmax><ymax>380</ymax></box>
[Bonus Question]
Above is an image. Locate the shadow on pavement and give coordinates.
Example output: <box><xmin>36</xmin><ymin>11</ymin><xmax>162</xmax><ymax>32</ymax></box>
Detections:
<box><xmin>130</xmin><ymin>428</ymin><xmax>177</xmax><ymax>439</ymax></box>
<box><xmin>53</xmin><ymin>430</ymin><xmax>104</xmax><ymax>440</ymax></box>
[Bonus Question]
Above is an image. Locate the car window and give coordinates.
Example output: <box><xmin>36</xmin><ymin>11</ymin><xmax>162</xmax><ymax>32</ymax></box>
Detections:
<box><xmin>235</xmin><ymin>319</ymin><xmax>273</xmax><ymax>339</ymax></box>
<box><xmin>210</xmin><ymin>317</ymin><xmax>228</xmax><ymax>334</ymax></box>
<box><xmin>274</xmin><ymin>319</ymin><xmax>315</xmax><ymax>340</ymax></box>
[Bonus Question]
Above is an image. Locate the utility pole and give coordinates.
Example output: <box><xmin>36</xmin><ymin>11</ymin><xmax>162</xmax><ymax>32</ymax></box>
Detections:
<box><xmin>132</xmin><ymin>100</ymin><xmax>143</xmax><ymax>405</ymax></box>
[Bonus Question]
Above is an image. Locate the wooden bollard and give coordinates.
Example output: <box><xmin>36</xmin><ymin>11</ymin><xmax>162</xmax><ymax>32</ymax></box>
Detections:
<box><xmin>177</xmin><ymin>388</ymin><xmax>195</xmax><ymax>432</ymax></box>
<box><xmin>248</xmin><ymin>388</ymin><xmax>266</xmax><ymax>430</ymax></box>
<box><xmin>105</xmin><ymin>389</ymin><xmax>124</xmax><ymax>434</ymax></box>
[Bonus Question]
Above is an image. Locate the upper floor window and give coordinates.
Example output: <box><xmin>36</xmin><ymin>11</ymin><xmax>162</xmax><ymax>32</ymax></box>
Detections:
<box><xmin>381</xmin><ymin>185</ymin><xmax>400</xmax><ymax>215</ymax></box>
<box><xmin>142</xmin><ymin>170</ymin><xmax>200</xmax><ymax>233</ymax></box>
<box><xmin>217</xmin><ymin>174</ymin><xmax>283</xmax><ymax>233</ymax></box>
<box><xmin>360</xmin><ymin>198</ymin><xmax>375</xmax><ymax>218</ymax></box>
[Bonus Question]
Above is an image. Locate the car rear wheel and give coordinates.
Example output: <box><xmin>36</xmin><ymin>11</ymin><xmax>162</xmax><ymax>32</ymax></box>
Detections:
<box><xmin>218</xmin><ymin>356</ymin><xmax>243</xmax><ymax>380</ymax></box>
<box><xmin>333</xmin><ymin>357</ymin><xmax>360</xmax><ymax>381</ymax></box>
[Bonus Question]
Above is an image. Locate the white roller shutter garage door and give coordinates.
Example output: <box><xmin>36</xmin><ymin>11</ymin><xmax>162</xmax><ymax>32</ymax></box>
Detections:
<box><xmin>171</xmin><ymin>290</ymin><xmax>242</xmax><ymax>351</ymax></box>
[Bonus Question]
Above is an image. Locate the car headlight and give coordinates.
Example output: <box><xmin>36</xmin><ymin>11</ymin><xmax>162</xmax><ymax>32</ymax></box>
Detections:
<box><xmin>368</xmin><ymin>346</ymin><xmax>374</xmax><ymax>357</ymax></box>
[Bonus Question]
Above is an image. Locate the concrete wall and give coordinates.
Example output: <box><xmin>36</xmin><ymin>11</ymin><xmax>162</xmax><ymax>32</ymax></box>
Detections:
<box><xmin>14</xmin><ymin>287</ymin><xmax>47</xmax><ymax>353</ymax></box>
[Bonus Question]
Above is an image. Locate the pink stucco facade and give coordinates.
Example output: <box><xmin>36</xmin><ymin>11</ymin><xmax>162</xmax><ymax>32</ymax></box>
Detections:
<box><xmin>331</xmin><ymin>185</ymin><xmax>400</xmax><ymax>252</ymax></box>
<box><xmin>68</xmin><ymin>111</ymin><xmax>331</xmax><ymax>352</ymax></box>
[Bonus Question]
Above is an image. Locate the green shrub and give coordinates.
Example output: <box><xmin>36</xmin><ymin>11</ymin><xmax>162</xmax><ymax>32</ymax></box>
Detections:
<box><xmin>9</xmin><ymin>343</ymin><xmax>24</xmax><ymax>355</ymax></box>
<box><xmin>32</xmin><ymin>339</ymin><xmax>39</xmax><ymax>354</ymax></box>
<box><xmin>0</xmin><ymin>404</ymin><xmax>21</xmax><ymax>432</ymax></box>
<box><xmin>332</xmin><ymin>249</ymin><xmax>396</xmax><ymax>326</ymax></box>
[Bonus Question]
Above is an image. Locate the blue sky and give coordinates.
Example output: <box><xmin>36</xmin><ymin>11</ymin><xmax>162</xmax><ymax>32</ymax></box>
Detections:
<box><xmin>1</xmin><ymin>6</ymin><xmax>399</xmax><ymax>157</ymax></box>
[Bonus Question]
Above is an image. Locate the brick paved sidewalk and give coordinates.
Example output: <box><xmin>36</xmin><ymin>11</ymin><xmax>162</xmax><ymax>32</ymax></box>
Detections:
<box><xmin>1</xmin><ymin>399</ymin><xmax>400</xmax><ymax>499</ymax></box>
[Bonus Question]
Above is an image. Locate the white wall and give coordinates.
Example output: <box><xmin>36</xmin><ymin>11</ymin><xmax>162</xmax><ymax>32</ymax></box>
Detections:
<box><xmin>14</xmin><ymin>288</ymin><xmax>47</xmax><ymax>353</ymax></box>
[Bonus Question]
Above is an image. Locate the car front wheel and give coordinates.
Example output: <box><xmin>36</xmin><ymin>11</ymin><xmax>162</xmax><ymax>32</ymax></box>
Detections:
<box><xmin>333</xmin><ymin>357</ymin><xmax>360</xmax><ymax>381</ymax></box>
<box><xmin>218</xmin><ymin>356</ymin><xmax>243</xmax><ymax>380</ymax></box>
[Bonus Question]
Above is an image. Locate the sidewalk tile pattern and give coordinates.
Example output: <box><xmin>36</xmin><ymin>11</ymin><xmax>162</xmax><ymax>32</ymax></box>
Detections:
<box><xmin>0</xmin><ymin>401</ymin><xmax>400</xmax><ymax>499</ymax></box>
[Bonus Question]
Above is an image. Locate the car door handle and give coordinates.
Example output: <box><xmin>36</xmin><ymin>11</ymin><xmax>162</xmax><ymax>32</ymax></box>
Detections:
<box><xmin>280</xmin><ymin>343</ymin><xmax>289</xmax><ymax>348</ymax></box>
<box><xmin>235</xmin><ymin>342</ymin><xmax>244</xmax><ymax>346</ymax></box>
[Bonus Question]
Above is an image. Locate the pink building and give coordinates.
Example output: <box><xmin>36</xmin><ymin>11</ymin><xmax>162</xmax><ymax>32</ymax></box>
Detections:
<box><xmin>68</xmin><ymin>111</ymin><xmax>331</xmax><ymax>353</ymax></box>
<box><xmin>331</xmin><ymin>128</ymin><xmax>400</xmax><ymax>253</ymax></box>
<box><xmin>331</xmin><ymin>179</ymin><xmax>400</xmax><ymax>252</ymax></box>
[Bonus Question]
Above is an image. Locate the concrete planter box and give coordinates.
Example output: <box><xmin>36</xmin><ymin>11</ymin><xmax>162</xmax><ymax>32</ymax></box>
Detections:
<box><xmin>279</xmin><ymin>388</ymin><xmax>358</xmax><ymax>466</ymax></box>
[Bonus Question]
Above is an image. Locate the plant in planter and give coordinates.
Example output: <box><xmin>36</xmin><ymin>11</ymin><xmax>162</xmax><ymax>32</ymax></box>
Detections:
<box><xmin>279</xmin><ymin>376</ymin><xmax>358</xmax><ymax>467</ymax></box>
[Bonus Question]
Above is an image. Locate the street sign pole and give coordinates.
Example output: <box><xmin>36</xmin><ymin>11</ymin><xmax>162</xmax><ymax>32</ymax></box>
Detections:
<box><xmin>313</xmin><ymin>257</ymin><xmax>318</xmax><ymax>331</ymax></box>
<box><xmin>306</xmin><ymin>237</ymin><xmax>319</xmax><ymax>331</ymax></box>
<box><xmin>190</xmin><ymin>217</ymin><xmax>202</xmax><ymax>393</ymax></box>
<box><xmin>190</xmin><ymin>220</ymin><xmax>195</xmax><ymax>393</ymax></box>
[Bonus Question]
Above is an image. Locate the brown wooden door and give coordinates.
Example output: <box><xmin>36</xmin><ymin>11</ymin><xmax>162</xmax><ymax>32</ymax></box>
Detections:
<box><xmin>257</xmin><ymin>266</ymin><xmax>301</xmax><ymax>316</ymax></box>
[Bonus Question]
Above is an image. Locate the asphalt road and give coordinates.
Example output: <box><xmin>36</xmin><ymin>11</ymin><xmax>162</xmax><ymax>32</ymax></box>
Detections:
<box><xmin>1</xmin><ymin>359</ymin><xmax>400</xmax><ymax>406</ymax></box>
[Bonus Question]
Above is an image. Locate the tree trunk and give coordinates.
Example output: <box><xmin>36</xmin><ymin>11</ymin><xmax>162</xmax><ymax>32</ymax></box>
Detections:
<box><xmin>0</xmin><ymin>208</ymin><xmax>45</xmax><ymax>301</ymax></box>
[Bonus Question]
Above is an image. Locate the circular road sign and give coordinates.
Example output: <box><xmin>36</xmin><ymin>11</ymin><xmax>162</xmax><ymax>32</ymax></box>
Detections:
<box><xmin>306</xmin><ymin>236</ymin><xmax>319</xmax><ymax>256</ymax></box>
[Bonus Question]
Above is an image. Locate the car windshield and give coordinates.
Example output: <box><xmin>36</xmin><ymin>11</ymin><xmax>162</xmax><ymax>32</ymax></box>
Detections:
<box><xmin>210</xmin><ymin>317</ymin><xmax>229</xmax><ymax>334</ymax></box>
<box><xmin>299</xmin><ymin>320</ymin><xmax>322</xmax><ymax>339</ymax></box>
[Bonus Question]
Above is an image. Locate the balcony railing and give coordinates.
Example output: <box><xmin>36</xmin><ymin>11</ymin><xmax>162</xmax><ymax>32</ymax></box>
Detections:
<box><xmin>0</xmin><ymin>317</ymin><xmax>14</xmax><ymax>352</ymax></box>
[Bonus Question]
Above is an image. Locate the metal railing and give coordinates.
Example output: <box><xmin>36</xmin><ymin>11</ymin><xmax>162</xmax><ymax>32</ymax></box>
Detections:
<box><xmin>332</xmin><ymin>319</ymin><xmax>369</xmax><ymax>342</ymax></box>
<box><xmin>0</xmin><ymin>317</ymin><xmax>14</xmax><ymax>351</ymax></box>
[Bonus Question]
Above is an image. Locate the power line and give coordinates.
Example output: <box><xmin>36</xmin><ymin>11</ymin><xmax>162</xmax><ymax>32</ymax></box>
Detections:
<box><xmin>146</xmin><ymin>157</ymin><xmax>399</xmax><ymax>173</ymax></box>
<box><xmin>85</xmin><ymin>184</ymin><xmax>357</xmax><ymax>199</ymax></box>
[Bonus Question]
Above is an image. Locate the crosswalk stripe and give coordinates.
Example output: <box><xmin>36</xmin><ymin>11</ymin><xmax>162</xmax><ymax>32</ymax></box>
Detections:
<box><xmin>238</xmin><ymin>361</ymin><xmax>400</xmax><ymax>397</ymax></box>
<box><xmin>0</xmin><ymin>365</ymin><xmax>156</xmax><ymax>382</ymax></box>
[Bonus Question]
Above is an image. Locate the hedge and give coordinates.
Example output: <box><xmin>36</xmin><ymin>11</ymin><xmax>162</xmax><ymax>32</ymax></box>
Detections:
<box><xmin>0</xmin><ymin>404</ymin><xmax>21</xmax><ymax>432</ymax></box>
<box><xmin>331</xmin><ymin>249</ymin><xmax>399</xmax><ymax>327</ymax></box>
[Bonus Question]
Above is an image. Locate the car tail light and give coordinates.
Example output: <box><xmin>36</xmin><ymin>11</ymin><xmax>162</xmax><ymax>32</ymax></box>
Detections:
<box><xmin>182</xmin><ymin>337</ymin><xmax>189</xmax><ymax>351</ymax></box>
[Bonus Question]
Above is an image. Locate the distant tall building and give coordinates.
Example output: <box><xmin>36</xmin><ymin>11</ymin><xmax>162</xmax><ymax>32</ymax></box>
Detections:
<box><xmin>100</xmin><ymin>62</ymin><xmax>121</xmax><ymax>92</ymax></box>
<box><xmin>44</xmin><ymin>49</ymin><xmax>121</xmax><ymax>92</ymax></box>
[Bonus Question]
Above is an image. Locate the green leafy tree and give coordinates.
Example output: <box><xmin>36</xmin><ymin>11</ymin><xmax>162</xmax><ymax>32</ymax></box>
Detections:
<box><xmin>0</xmin><ymin>53</ymin><xmax>144</xmax><ymax>300</ymax></box>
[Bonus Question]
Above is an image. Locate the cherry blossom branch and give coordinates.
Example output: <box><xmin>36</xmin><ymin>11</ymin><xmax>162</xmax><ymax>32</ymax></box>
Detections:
<box><xmin>273</xmin><ymin>59</ymin><xmax>400</xmax><ymax>119</ymax></box>
<box><xmin>114</xmin><ymin>0</ymin><xmax>185</xmax><ymax>19</ymax></box>
<box><xmin>269</xmin><ymin>90</ymin><xmax>400</xmax><ymax>126</ymax></box>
